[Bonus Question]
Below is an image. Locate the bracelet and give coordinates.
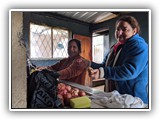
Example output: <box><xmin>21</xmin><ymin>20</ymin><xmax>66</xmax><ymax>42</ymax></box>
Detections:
<box><xmin>99</xmin><ymin>67</ymin><xmax>104</xmax><ymax>78</ymax></box>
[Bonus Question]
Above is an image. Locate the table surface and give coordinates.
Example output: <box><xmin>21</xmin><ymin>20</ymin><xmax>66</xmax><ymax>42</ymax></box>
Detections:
<box><xmin>59</xmin><ymin>80</ymin><xmax>148</xmax><ymax>109</ymax></box>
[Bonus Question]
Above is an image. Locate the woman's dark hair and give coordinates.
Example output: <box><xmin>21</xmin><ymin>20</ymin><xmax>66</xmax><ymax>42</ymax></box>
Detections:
<box><xmin>68</xmin><ymin>39</ymin><xmax>81</xmax><ymax>53</ymax></box>
<box><xmin>116</xmin><ymin>15</ymin><xmax>140</xmax><ymax>34</ymax></box>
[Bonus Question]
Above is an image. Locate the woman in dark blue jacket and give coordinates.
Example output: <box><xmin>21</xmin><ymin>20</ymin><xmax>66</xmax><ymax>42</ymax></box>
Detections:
<box><xmin>90</xmin><ymin>16</ymin><xmax>148</xmax><ymax>104</ymax></box>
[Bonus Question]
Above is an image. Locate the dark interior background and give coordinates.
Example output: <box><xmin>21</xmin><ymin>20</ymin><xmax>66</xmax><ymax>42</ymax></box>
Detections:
<box><xmin>23</xmin><ymin>11</ymin><xmax>149</xmax><ymax>67</ymax></box>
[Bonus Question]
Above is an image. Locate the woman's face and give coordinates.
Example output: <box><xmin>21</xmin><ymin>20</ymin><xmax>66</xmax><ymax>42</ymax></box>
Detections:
<box><xmin>115</xmin><ymin>21</ymin><xmax>137</xmax><ymax>42</ymax></box>
<box><xmin>68</xmin><ymin>41</ymin><xmax>80</xmax><ymax>58</ymax></box>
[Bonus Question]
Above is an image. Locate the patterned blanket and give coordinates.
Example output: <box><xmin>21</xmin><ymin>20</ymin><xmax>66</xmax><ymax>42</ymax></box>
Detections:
<box><xmin>27</xmin><ymin>69</ymin><xmax>63</xmax><ymax>108</ymax></box>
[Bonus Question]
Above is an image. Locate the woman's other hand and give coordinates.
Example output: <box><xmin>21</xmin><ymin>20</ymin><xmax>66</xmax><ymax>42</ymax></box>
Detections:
<box><xmin>88</xmin><ymin>67</ymin><xmax>100</xmax><ymax>80</ymax></box>
<box><xmin>36</xmin><ymin>66</ymin><xmax>48</xmax><ymax>71</ymax></box>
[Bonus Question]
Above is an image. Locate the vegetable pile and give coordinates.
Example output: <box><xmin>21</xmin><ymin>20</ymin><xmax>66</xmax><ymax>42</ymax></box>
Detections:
<box><xmin>57</xmin><ymin>83</ymin><xmax>86</xmax><ymax>106</ymax></box>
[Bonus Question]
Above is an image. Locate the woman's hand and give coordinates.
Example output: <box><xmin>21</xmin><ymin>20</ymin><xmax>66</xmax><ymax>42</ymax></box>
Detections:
<box><xmin>88</xmin><ymin>67</ymin><xmax>100</xmax><ymax>80</ymax></box>
<box><xmin>36</xmin><ymin>66</ymin><xmax>48</xmax><ymax>71</ymax></box>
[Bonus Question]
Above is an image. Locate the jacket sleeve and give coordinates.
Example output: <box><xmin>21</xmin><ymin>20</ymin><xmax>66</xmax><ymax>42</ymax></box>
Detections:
<box><xmin>91</xmin><ymin>52</ymin><xmax>109</xmax><ymax>69</ymax></box>
<box><xmin>91</xmin><ymin>62</ymin><xmax>104</xmax><ymax>69</ymax></box>
<box><xmin>104</xmin><ymin>39</ymin><xmax>148</xmax><ymax>81</ymax></box>
<box><xmin>58</xmin><ymin>58</ymin><xmax>89</xmax><ymax>79</ymax></box>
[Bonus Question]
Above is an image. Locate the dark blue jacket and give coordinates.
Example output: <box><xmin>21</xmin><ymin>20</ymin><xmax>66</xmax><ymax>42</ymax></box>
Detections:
<box><xmin>91</xmin><ymin>34</ymin><xmax>148</xmax><ymax>104</ymax></box>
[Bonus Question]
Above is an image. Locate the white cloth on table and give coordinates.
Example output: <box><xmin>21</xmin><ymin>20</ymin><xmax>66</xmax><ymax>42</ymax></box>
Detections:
<box><xmin>90</xmin><ymin>90</ymin><xmax>144</xmax><ymax>108</ymax></box>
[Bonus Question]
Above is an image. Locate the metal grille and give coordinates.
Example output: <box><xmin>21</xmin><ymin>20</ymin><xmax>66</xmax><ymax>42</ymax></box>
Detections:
<box><xmin>52</xmin><ymin>28</ymin><xmax>68</xmax><ymax>58</ymax></box>
<box><xmin>30</xmin><ymin>23</ymin><xmax>69</xmax><ymax>59</ymax></box>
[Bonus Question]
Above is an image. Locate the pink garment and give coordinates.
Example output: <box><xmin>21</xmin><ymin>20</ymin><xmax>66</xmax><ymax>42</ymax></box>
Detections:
<box><xmin>113</xmin><ymin>40</ymin><xmax>128</xmax><ymax>55</ymax></box>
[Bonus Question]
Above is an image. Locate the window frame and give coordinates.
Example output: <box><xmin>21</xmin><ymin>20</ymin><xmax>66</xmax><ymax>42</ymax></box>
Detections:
<box><xmin>92</xmin><ymin>28</ymin><xmax>110</xmax><ymax>63</ymax></box>
<box><xmin>29</xmin><ymin>22</ymin><xmax>72</xmax><ymax>61</ymax></box>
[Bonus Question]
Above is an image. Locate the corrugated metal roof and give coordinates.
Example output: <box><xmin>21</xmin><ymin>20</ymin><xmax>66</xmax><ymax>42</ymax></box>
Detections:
<box><xmin>53</xmin><ymin>11</ymin><xmax>119</xmax><ymax>24</ymax></box>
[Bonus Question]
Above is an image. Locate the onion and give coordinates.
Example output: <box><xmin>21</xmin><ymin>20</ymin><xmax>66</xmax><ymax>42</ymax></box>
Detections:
<box><xmin>65</xmin><ymin>85</ymin><xmax>72</xmax><ymax>92</ymax></box>
<box><xmin>64</xmin><ymin>92</ymin><xmax>72</xmax><ymax>105</ymax></box>
<box><xmin>58</xmin><ymin>83</ymin><xmax>66</xmax><ymax>90</ymax></box>
<box><xmin>78</xmin><ymin>90</ymin><xmax>86</xmax><ymax>96</ymax></box>
<box><xmin>72</xmin><ymin>88</ymin><xmax>79</xmax><ymax>93</ymax></box>
<box><xmin>71</xmin><ymin>91</ymin><xmax>79</xmax><ymax>98</ymax></box>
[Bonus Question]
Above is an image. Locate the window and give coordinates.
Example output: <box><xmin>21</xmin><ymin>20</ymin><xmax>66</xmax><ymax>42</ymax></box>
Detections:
<box><xmin>92</xmin><ymin>34</ymin><xmax>109</xmax><ymax>63</ymax></box>
<box><xmin>92</xmin><ymin>28</ymin><xmax>110</xmax><ymax>63</ymax></box>
<box><xmin>92</xmin><ymin>36</ymin><xmax>104</xmax><ymax>63</ymax></box>
<box><xmin>30</xmin><ymin>23</ymin><xmax>69</xmax><ymax>59</ymax></box>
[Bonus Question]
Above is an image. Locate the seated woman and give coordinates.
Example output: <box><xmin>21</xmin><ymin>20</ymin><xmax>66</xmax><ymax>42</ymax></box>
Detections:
<box><xmin>37</xmin><ymin>39</ymin><xmax>90</xmax><ymax>85</ymax></box>
<box><xmin>28</xmin><ymin>39</ymin><xmax>90</xmax><ymax>108</ymax></box>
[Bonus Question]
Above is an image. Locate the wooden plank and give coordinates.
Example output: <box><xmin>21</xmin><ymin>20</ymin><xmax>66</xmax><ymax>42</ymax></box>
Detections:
<box><xmin>73</xmin><ymin>34</ymin><xmax>92</xmax><ymax>61</ymax></box>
